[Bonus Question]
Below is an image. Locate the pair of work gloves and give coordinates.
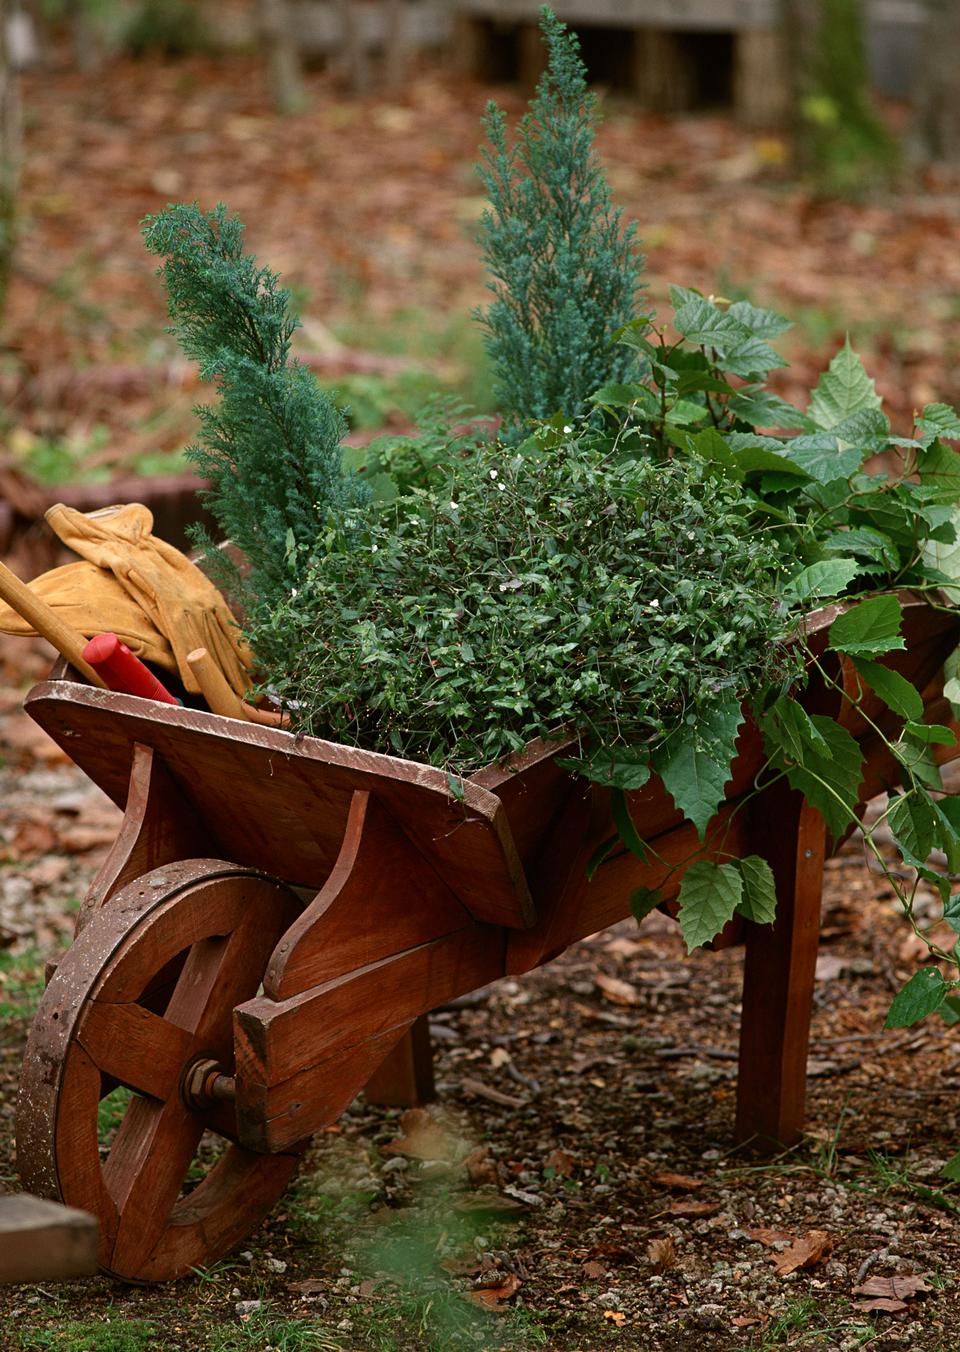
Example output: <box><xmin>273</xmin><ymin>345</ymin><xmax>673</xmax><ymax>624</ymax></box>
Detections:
<box><xmin>0</xmin><ymin>502</ymin><xmax>252</xmax><ymax>697</ymax></box>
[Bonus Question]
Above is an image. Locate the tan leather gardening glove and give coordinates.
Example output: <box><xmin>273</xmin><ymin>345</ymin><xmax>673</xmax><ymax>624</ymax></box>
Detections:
<box><xmin>0</xmin><ymin>559</ymin><xmax>175</xmax><ymax>669</ymax></box>
<box><xmin>45</xmin><ymin>502</ymin><xmax>253</xmax><ymax>697</ymax></box>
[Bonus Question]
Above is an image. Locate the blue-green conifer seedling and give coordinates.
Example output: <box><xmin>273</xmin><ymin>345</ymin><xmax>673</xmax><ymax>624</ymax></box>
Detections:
<box><xmin>476</xmin><ymin>7</ymin><xmax>643</xmax><ymax>441</ymax></box>
<box><xmin>142</xmin><ymin>203</ymin><xmax>363</xmax><ymax>618</ymax></box>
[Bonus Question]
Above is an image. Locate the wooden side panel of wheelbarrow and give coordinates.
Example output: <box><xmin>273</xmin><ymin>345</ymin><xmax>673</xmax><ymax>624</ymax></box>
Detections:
<box><xmin>24</xmin><ymin>679</ymin><xmax>535</xmax><ymax>932</ymax></box>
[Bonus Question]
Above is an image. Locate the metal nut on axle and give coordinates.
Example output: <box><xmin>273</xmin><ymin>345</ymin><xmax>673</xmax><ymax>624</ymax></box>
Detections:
<box><xmin>181</xmin><ymin>1056</ymin><xmax>237</xmax><ymax>1110</ymax></box>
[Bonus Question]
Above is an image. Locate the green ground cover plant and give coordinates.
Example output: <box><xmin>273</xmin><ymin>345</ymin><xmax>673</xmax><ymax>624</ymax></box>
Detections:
<box><xmin>142</xmin><ymin>8</ymin><xmax>960</xmax><ymax>1144</ymax></box>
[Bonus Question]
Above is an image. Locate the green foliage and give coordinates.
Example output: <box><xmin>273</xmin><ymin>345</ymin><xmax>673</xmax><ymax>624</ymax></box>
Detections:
<box><xmin>799</xmin><ymin>0</ymin><xmax>899</xmax><ymax>198</ymax></box>
<box><xmin>16</xmin><ymin>1315</ymin><xmax>159</xmax><ymax>1351</ymax></box>
<box><xmin>341</xmin><ymin>396</ymin><xmax>491</xmax><ymax>504</ymax></box>
<box><xmin>123</xmin><ymin>0</ymin><xmax>209</xmax><ymax>58</ymax></box>
<box><xmin>141</xmin><ymin>203</ymin><xmax>364</xmax><ymax>617</ymax></box>
<box><xmin>476</xmin><ymin>7</ymin><xmax>642</xmax><ymax>440</ymax></box>
<box><xmin>251</xmin><ymin>435</ymin><xmax>791</xmax><ymax>777</ymax></box>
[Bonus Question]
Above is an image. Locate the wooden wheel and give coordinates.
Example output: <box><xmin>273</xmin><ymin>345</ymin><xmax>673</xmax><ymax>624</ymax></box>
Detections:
<box><xmin>17</xmin><ymin>860</ymin><xmax>305</xmax><ymax>1282</ymax></box>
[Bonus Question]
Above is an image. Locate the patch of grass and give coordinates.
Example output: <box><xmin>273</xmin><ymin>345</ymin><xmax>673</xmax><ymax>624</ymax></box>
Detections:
<box><xmin>16</xmin><ymin>1315</ymin><xmax>160</xmax><ymax>1352</ymax></box>
<box><xmin>0</xmin><ymin>947</ymin><xmax>45</xmax><ymax>1025</ymax></box>
<box><xmin>206</xmin><ymin>1306</ymin><xmax>341</xmax><ymax>1352</ymax></box>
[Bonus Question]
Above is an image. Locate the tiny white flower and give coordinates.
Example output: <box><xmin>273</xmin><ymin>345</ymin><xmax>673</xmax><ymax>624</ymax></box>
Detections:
<box><xmin>371</xmin><ymin>545</ymin><xmax>378</xmax><ymax>553</ymax></box>
<box><xmin>650</xmin><ymin>598</ymin><xmax>660</xmax><ymax>608</ymax></box>
<box><xmin>498</xmin><ymin>482</ymin><xmax>506</xmax><ymax>491</ymax></box>
<box><xmin>450</xmin><ymin>501</ymin><xmax>457</xmax><ymax>510</ymax></box>
<box><xmin>489</xmin><ymin>469</ymin><xmax>498</xmax><ymax>480</ymax></box>
<box><xmin>563</xmin><ymin>424</ymin><xmax>572</xmax><ymax>434</ymax></box>
<box><xmin>290</xmin><ymin>588</ymin><xmax>298</xmax><ymax>598</ymax></box>
<box><xmin>687</xmin><ymin>531</ymin><xmax>696</xmax><ymax>540</ymax></box>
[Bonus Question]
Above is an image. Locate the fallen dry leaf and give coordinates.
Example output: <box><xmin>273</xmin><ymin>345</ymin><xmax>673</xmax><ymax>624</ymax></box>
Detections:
<box><xmin>489</xmin><ymin>1046</ymin><xmax>511</xmax><ymax>1069</ymax></box>
<box><xmin>595</xmin><ymin>972</ymin><xmax>642</xmax><ymax>1006</ymax></box>
<box><xmin>743</xmin><ymin>1226</ymin><xmax>795</xmax><ymax>1246</ymax></box>
<box><xmin>669</xmin><ymin>1199</ymin><xmax>720</xmax><ymax>1217</ymax></box>
<box><xmin>651</xmin><ymin>1171</ymin><xmax>703</xmax><ymax>1191</ymax></box>
<box><xmin>852</xmin><ymin>1274</ymin><xmax>932</xmax><ymax>1307</ymax></box>
<box><xmin>287</xmin><ymin>1278</ymin><xmax>327</xmax><ymax>1297</ymax></box>
<box><xmin>647</xmin><ymin>1236</ymin><xmax>678</xmax><ymax>1272</ymax></box>
<box><xmin>453</xmin><ymin>1193</ymin><xmax>527</xmax><ymax>1219</ymax></box>
<box><xmin>772</xmin><ymin>1230</ymin><xmax>832</xmax><ymax>1276</ymax></box>
<box><xmin>544</xmin><ymin>1148</ymin><xmax>576</xmax><ymax>1177</ymax></box>
<box><xmin>460</xmin><ymin>1076</ymin><xmax>525</xmax><ymax>1108</ymax></box>
<box><xmin>463</xmin><ymin>1146</ymin><xmax>498</xmax><ymax>1187</ymax></box>
<box><xmin>603</xmin><ymin>1310</ymin><xmax>627</xmax><ymax>1325</ymax></box>
<box><xmin>581</xmin><ymin>1259</ymin><xmax>606</xmax><ymax>1280</ymax></box>
<box><xmin>463</xmin><ymin>1273</ymin><xmax>520</xmax><ymax>1312</ymax></box>
<box><xmin>856</xmin><ymin>1297</ymin><xmax>910</xmax><ymax>1313</ymax></box>
<box><xmin>384</xmin><ymin>1107</ymin><xmax>464</xmax><ymax>1162</ymax></box>
<box><xmin>603</xmin><ymin>936</ymin><xmax>642</xmax><ymax>958</ymax></box>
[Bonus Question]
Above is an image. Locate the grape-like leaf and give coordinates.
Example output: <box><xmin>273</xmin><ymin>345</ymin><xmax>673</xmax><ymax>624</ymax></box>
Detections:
<box><xmin>850</xmin><ymin>657</ymin><xmax>924</xmax><ymax>722</ymax></box>
<box><xmin>652</xmin><ymin>693</ymin><xmax>743</xmax><ymax>840</ymax></box>
<box><xmin>885</xmin><ymin>968</ymin><xmax>948</xmax><ymax>1029</ymax></box>
<box><xmin>782</xmin><ymin>558</ymin><xmax>859</xmax><ymax>604</ymax></box>
<box><xmin>762</xmin><ymin>699</ymin><xmax>863</xmax><ymax>842</ymax></box>
<box><xmin>828</xmin><ymin>595</ymin><xmax>905</xmax><ymax>657</ymax></box>
<box><xmin>677</xmin><ymin>859</ymin><xmax>743</xmax><ymax>951</ymax></box>
<box><xmin>887</xmin><ymin>791</ymin><xmax>937</xmax><ymax>869</ymax></box>
<box><xmin>808</xmin><ymin>338</ymin><xmax>882</xmax><ymax>430</ymax></box>
<box><xmin>737</xmin><ymin>856</ymin><xmax>778</xmax><ymax>925</ymax></box>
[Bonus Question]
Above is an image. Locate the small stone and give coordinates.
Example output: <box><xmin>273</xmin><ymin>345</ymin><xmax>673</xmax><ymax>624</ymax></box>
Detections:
<box><xmin>381</xmin><ymin>1156</ymin><xmax>409</xmax><ymax>1174</ymax></box>
<box><xmin>235</xmin><ymin>1300</ymin><xmax>262</xmax><ymax>1316</ymax></box>
<box><xmin>264</xmin><ymin>1257</ymin><xmax>287</xmax><ymax>1274</ymax></box>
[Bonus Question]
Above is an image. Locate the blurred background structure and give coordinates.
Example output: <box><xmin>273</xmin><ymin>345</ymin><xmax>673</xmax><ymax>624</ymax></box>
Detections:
<box><xmin>0</xmin><ymin>0</ymin><xmax>959</xmax><ymax>569</ymax></box>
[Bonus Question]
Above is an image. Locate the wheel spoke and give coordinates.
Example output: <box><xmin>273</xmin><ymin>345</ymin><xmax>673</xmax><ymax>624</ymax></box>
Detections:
<box><xmin>77</xmin><ymin>1001</ymin><xmax>194</xmax><ymax>1102</ymax></box>
<box><xmin>103</xmin><ymin>1092</ymin><xmax>205</xmax><ymax>1274</ymax></box>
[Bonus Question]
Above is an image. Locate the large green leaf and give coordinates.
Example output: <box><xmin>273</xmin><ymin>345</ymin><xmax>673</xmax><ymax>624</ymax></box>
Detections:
<box><xmin>917</xmin><ymin>438</ymin><xmax>960</xmax><ymax>502</ymax></box>
<box><xmin>777</xmin><ymin>433</ymin><xmax>864</xmax><ymax>485</ymax></box>
<box><xmin>850</xmin><ymin>657</ymin><xmax>924</xmax><ymax>721</ymax></box>
<box><xmin>677</xmin><ymin>859</ymin><xmax>743</xmax><ymax>951</ymax></box>
<box><xmin>672</xmin><ymin>296</ymin><xmax>785</xmax><ymax>376</ymax></box>
<box><xmin>917</xmin><ymin>402</ymin><xmax>960</xmax><ymax>447</ymax></box>
<box><xmin>885</xmin><ymin>968</ymin><xmax>948</xmax><ymax>1029</ymax></box>
<box><xmin>652</xmin><ymin>693</ymin><xmax>743</xmax><ymax>840</ymax></box>
<box><xmin>828</xmin><ymin>595</ymin><xmax>905</xmax><ymax>658</ymax></box>
<box><xmin>781</xmin><ymin>558</ymin><xmax>859</xmax><ymax>605</ymax></box>
<box><xmin>727</xmin><ymin>299</ymin><xmax>792</xmax><ymax>339</ymax></box>
<box><xmin>887</xmin><ymin>791</ymin><xmax>937</xmax><ymax>869</ymax></box>
<box><xmin>808</xmin><ymin>339</ymin><xmax>882</xmax><ymax>430</ymax></box>
<box><xmin>762</xmin><ymin>699</ymin><xmax>863</xmax><ymax>841</ymax></box>
<box><xmin>922</xmin><ymin>506</ymin><xmax>960</xmax><ymax>603</ymax></box>
<box><xmin>737</xmin><ymin>856</ymin><xmax>778</xmax><ymax>925</ymax></box>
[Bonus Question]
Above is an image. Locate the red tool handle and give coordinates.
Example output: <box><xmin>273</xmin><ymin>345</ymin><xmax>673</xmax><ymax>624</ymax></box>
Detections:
<box><xmin>82</xmin><ymin>633</ymin><xmax>179</xmax><ymax>705</ymax></box>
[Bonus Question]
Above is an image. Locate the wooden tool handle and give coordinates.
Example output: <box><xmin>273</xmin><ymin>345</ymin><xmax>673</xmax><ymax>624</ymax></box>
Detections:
<box><xmin>186</xmin><ymin>647</ymin><xmax>246</xmax><ymax>719</ymax></box>
<box><xmin>0</xmin><ymin>558</ymin><xmax>107</xmax><ymax>688</ymax></box>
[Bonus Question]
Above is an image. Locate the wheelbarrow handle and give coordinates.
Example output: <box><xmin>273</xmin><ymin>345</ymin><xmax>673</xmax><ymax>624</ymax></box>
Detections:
<box><xmin>0</xmin><ymin>558</ymin><xmax>107</xmax><ymax>689</ymax></box>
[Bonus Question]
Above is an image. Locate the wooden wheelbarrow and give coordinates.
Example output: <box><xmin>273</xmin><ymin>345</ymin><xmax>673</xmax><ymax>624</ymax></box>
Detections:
<box><xmin>14</xmin><ymin>597</ymin><xmax>960</xmax><ymax>1282</ymax></box>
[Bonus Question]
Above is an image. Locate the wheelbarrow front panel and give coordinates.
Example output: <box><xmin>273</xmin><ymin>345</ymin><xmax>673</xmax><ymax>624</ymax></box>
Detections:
<box><xmin>24</xmin><ymin>678</ymin><xmax>535</xmax><ymax>930</ymax></box>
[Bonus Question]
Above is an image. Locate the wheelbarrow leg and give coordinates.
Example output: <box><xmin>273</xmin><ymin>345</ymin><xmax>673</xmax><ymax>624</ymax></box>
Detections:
<box><xmin>735</xmin><ymin>786</ymin><xmax>826</xmax><ymax>1150</ymax></box>
<box><xmin>363</xmin><ymin>1015</ymin><xmax>435</xmax><ymax>1108</ymax></box>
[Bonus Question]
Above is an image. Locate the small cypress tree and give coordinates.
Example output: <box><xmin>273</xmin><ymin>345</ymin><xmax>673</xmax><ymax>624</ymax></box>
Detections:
<box><xmin>142</xmin><ymin>203</ymin><xmax>362</xmax><ymax>614</ymax></box>
<box><xmin>476</xmin><ymin>7</ymin><xmax>643</xmax><ymax>441</ymax></box>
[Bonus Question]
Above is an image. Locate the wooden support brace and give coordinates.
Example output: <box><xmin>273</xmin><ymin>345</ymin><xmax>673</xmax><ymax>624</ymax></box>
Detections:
<box><xmin>79</xmin><ymin>743</ymin><xmax>217</xmax><ymax>932</ymax></box>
